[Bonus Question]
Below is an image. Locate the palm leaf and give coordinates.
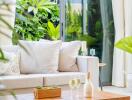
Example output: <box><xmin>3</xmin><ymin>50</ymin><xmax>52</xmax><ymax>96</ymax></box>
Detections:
<box><xmin>115</xmin><ymin>36</ymin><xmax>132</xmax><ymax>54</ymax></box>
<box><xmin>9</xmin><ymin>91</ymin><xmax>17</xmax><ymax>100</ymax></box>
<box><xmin>0</xmin><ymin>48</ymin><xmax>9</xmax><ymax>62</ymax></box>
<box><xmin>18</xmin><ymin>41</ymin><xmax>30</xmax><ymax>55</ymax></box>
<box><xmin>0</xmin><ymin>30</ymin><xmax>11</xmax><ymax>39</ymax></box>
<box><xmin>55</xmin><ymin>24</ymin><xmax>60</xmax><ymax>39</ymax></box>
<box><xmin>0</xmin><ymin>16</ymin><xmax>13</xmax><ymax>30</ymax></box>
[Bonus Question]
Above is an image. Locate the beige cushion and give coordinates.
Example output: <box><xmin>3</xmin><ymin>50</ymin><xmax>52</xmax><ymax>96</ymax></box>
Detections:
<box><xmin>39</xmin><ymin>40</ymin><xmax>81</xmax><ymax>72</ymax></box>
<box><xmin>0</xmin><ymin>75</ymin><xmax>43</xmax><ymax>89</ymax></box>
<box><xmin>42</xmin><ymin>72</ymin><xmax>86</xmax><ymax>86</ymax></box>
<box><xmin>0</xmin><ymin>45</ymin><xmax>20</xmax><ymax>75</ymax></box>
<box><xmin>19</xmin><ymin>40</ymin><xmax>61</xmax><ymax>74</ymax></box>
<box><xmin>0</xmin><ymin>51</ymin><xmax>20</xmax><ymax>75</ymax></box>
<box><xmin>0</xmin><ymin>72</ymin><xmax>86</xmax><ymax>89</ymax></box>
<box><xmin>59</xmin><ymin>41</ymin><xmax>81</xmax><ymax>72</ymax></box>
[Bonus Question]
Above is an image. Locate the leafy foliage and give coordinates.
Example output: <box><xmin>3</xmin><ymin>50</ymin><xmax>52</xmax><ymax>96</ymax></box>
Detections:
<box><xmin>78</xmin><ymin>35</ymin><xmax>97</xmax><ymax>46</ymax></box>
<box><xmin>66</xmin><ymin>0</ymin><xmax>82</xmax><ymax>35</ymax></box>
<box><xmin>115</xmin><ymin>36</ymin><xmax>132</xmax><ymax>54</ymax></box>
<box><xmin>14</xmin><ymin>0</ymin><xmax>59</xmax><ymax>41</ymax></box>
<box><xmin>0</xmin><ymin>49</ymin><xmax>9</xmax><ymax>62</ymax></box>
<box><xmin>65</xmin><ymin>0</ymin><xmax>98</xmax><ymax>47</ymax></box>
<box><xmin>47</xmin><ymin>21</ymin><xmax>60</xmax><ymax>40</ymax></box>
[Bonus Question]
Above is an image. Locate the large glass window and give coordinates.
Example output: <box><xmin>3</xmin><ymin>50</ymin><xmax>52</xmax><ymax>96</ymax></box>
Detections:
<box><xmin>61</xmin><ymin>0</ymin><xmax>115</xmax><ymax>85</ymax></box>
<box><xmin>15</xmin><ymin>0</ymin><xmax>115</xmax><ymax>85</ymax></box>
<box><xmin>65</xmin><ymin>0</ymin><xmax>83</xmax><ymax>41</ymax></box>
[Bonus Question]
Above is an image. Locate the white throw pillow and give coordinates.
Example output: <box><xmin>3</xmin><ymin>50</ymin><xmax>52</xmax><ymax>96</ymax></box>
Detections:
<box><xmin>0</xmin><ymin>51</ymin><xmax>20</xmax><ymax>75</ymax></box>
<box><xmin>40</xmin><ymin>39</ymin><xmax>81</xmax><ymax>72</ymax></box>
<box><xmin>19</xmin><ymin>40</ymin><xmax>61</xmax><ymax>74</ymax></box>
<box><xmin>59</xmin><ymin>41</ymin><xmax>81</xmax><ymax>72</ymax></box>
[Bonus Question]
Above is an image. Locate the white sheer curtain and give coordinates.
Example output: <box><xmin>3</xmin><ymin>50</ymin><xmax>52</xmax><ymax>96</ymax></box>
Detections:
<box><xmin>112</xmin><ymin>0</ymin><xmax>132</xmax><ymax>87</ymax></box>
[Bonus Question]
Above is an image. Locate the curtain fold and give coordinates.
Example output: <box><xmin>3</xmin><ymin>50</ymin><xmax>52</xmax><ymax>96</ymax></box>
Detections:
<box><xmin>100</xmin><ymin>0</ymin><xmax>114</xmax><ymax>85</ymax></box>
<box><xmin>124</xmin><ymin>0</ymin><xmax>132</xmax><ymax>87</ymax></box>
<box><xmin>112</xmin><ymin>0</ymin><xmax>132</xmax><ymax>87</ymax></box>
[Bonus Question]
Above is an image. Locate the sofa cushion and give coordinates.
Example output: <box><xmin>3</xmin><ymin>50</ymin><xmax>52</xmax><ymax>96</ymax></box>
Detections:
<box><xmin>0</xmin><ymin>45</ymin><xmax>20</xmax><ymax>75</ymax></box>
<box><xmin>39</xmin><ymin>40</ymin><xmax>82</xmax><ymax>72</ymax></box>
<box><xmin>0</xmin><ymin>51</ymin><xmax>20</xmax><ymax>75</ymax></box>
<box><xmin>0</xmin><ymin>75</ymin><xmax>43</xmax><ymax>89</ymax></box>
<box><xmin>42</xmin><ymin>72</ymin><xmax>86</xmax><ymax>86</ymax></box>
<box><xmin>0</xmin><ymin>72</ymin><xmax>86</xmax><ymax>89</ymax></box>
<box><xmin>59</xmin><ymin>41</ymin><xmax>81</xmax><ymax>72</ymax></box>
<box><xmin>19</xmin><ymin>40</ymin><xmax>61</xmax><ymax>74</ymax></box>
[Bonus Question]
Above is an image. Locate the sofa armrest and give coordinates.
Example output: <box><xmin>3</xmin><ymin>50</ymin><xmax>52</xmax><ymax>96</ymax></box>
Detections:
<box><xmin>77</xmin><ymin>56</ymin><xmax>99</xmax><ymax>88</ymax></box>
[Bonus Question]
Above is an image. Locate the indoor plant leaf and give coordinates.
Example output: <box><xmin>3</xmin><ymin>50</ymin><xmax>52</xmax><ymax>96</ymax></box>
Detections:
<box><xmin>115</xmin><ymin>36</ymin><xmax>132</xmax><ymax>54</ymax></box>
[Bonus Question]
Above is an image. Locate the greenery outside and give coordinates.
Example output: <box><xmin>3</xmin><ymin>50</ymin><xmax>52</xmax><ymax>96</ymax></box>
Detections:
<box><xmin>65</xmin><ymin>0</ymin><xmax>103</xmax><ymax>56</ymax></box>
<box><xmin>14</xmin><ymin>0</ymin><xmax>60</xmax><ymax>42</ymax></box>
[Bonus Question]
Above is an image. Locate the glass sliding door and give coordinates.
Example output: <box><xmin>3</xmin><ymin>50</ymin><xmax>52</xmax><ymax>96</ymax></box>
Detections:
<box><xmin>61</xmin><ymin>0</ymin><xmax>115</xmax><ymax>85</ymax></box>
<box><xmin>65</xmin><ymin>0</ymin><xmax>83</xmax><ymax>41</ymax></box>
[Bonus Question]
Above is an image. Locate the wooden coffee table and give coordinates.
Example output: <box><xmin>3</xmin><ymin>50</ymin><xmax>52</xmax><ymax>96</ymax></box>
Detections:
<box><xmin>3</xmin><ymin>86</ymin><xmax>130</xmax><ymax>100</ymax></box>
<box><xmin>35</xmin><ymin>90</ymin><xmax>130</xmax><ymax>100</ymax></box>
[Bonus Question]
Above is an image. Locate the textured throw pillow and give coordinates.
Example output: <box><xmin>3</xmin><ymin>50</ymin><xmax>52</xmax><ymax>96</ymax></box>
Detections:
<box><xmin>58</xmin><ymin>41</ymin><xmax>81</xmax><ymax>72</ymax></box>
<box><xmin>40</xmin><ymin>39</ymin><xmax>81</xmax><ymax>72</ymax></box>
<box><xmin>19</xmin><ymin>40</ymin><xmax>61</xmax><ymax>74</ymax></box>
<box><xmin>0</xmin><ymin>51</ymin><xmax>20</xmax><ymax>75</ymax></box>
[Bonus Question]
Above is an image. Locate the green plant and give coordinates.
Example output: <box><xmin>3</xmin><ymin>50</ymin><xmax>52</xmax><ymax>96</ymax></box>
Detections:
<box><xmin>78</xmin><ymin>35</ymin><xmax>97</xmax><ymax>46</ymax></box>
<box><xmin>47</xmin><ymin>21</ymin><xmax>60</xmax><ymax>40</ymax></box>
<box><xmin>0</xmin><ymin>49</ymin><xmax>9</xmax><ymax>62</ymax></box>
<box><xmin>66</xmin><ymin>9</ymin><xmax>82</xmax><ymax>35</ymax></box>
<box><xmin>115</xmin><ymin>36</ymin><xmax>132</xmax><ymax>54</ymax></box>
<box><xmin>0</xmin><ymin>90</ymin><xmax>17</xmax><ymax>100</ymax></box>
<box><xmin>27</xmin><ymin>0</ymin><xmax>56</xmax><ymax>15</ymax></box>
<box><xmin>14</xmin><ymin>0</ymin><xmax>59</xmax><ymax>41</ymax></box>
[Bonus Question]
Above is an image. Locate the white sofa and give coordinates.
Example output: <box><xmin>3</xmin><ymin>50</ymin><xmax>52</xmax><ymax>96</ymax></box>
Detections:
<box><xmin>0</xmin><ymin>40</ymin><xmax>99</xmax><ymax>90</ymax></box>
<box><xmin>0</xmin><ymin>56</ymin><xmax>99</xmax><ymax>90</ymax></box>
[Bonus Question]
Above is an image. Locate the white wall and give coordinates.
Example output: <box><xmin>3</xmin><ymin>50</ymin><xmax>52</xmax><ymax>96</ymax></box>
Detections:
<box><xmin>0</xmin><ymin>0</ymin><xmax>16</xmax><ymax>45</ymax></box>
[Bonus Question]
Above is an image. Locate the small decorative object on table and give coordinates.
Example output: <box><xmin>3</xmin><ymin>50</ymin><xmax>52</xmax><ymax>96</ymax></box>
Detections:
<box><xmin>34</xmin><ymin>86</ymin><xmax>61</xmax><ymax>99</ymax></box>
<box><xmin>90</xmin><ymin>48</ymin><xmax>96</xmax><ymax>56</ymax></box>
<box><xmin>81</xmin><ymin>41</ymin><xmax>87</xmax><ymax>56</ymax></box>
<box><xmin>83</xmin><ymin>72</ymin><xmax>94</xmax><ymax>98</ymax></box>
